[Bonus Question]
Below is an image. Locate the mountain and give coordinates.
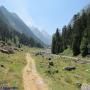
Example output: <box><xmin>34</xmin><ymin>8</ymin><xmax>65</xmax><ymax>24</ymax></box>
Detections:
<box><xmin>41</xmin><ymin>30</ymin><xmax>52</xmax><ymax>45</ymax></box>
<box><xmin>30</xmin><ymin>27</ymin><xmax>52</xmax><ymax>46</ymax></box>
<box><xmin>0</xmin><ymin>6</ymin><xmax>46</xmax><ymax>47</ymax></box>
<box><xmin>0</xmin><ymin>6</ymin><xmax>44</xmax><ymax>48</ymax></box>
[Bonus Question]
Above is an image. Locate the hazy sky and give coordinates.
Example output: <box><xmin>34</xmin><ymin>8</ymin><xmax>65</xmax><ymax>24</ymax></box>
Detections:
<box><xmin>0</xmin><ymin>0</ymin><xmax>90</xmax><ymax>35</ymax></box>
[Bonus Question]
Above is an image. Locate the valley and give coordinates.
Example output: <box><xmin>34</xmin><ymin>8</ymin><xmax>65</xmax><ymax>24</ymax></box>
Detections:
<box><xmin>0</xmin><ymin>1</ymin><xmax>90</xmax><ymax>90</ymax></box>
<box><xmin>31</xmin><ymin>48</ymin><xmax>90</xmax><ymax>90</ymax></box>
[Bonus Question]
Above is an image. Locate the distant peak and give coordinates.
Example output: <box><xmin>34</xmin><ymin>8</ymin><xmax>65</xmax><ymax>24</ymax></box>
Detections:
<box><xmin>41</xmin><ymin>30</ymin><xmax>47</xmax><ymax>34</ymax></box>
<box><xmin>0</xmin><ymin>5</ymin><xmax>6</xmax><ymax>10</ymax></box>
<box><xmin>12</xmin><ymin>13</ymin><xmax>18</xmax><ymax>17</ymax></box>
<box><xmin>0</xmin><ymin>5</ymin><xmax>4</xmax><ymax>8</ymax></box>
<box><xmin>0</xmin><ymin>5</ymin><xmax>8</xmax><ymax>13</ymax></box>
<box><xmin>41</xmin><ymin>30</ymin><xmax>51</xmax><ymax>36</ymax></box>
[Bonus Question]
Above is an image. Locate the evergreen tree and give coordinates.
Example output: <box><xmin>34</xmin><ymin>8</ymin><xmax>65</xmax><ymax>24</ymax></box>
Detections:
<box><xmin>72</xmin><ymin>14</ymin><xmax>81</xmax><ymax>56</ymax></box>
<box><xmin>53</xmin><ymin>5</ymin><xmax>90</xmax><ymax>57</ymax></box>
<box><xmin>81</xmin><ymin>28</ymin><xmax>89</xmax><ymax>57</ymax></box>
<box><xmin>51</xmin><ymin>28</ymin><xmax>63</xmax><ymax>54</ymax></box>
<box><xmin>51</xmin><ymin>34</ymin><xmax>56</xmax><ymax>54</ymax></box>
<box><xmin>62</xmin><ymin>26</ymin><xmax>68</xmax><ymax>50</ymax></box>
<box><xmin>66</xmin><ymin>25</ymin><xmax>73</xmax><ymax>49</ymax></box>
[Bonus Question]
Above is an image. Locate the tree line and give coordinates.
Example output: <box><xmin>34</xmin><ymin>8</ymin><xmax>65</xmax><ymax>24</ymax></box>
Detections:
<box><xmin>52</xmin><ymin>6</ymin><xmax>90</xmax><ymax>57</ymax></box>
<box><xmin>0</xmin><ymin>18</ymin><xmax>43</xmax><ymax>48</ymax></box>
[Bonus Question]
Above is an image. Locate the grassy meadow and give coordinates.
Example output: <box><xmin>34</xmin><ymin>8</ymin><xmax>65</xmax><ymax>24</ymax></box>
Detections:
<box><xmin>0</xmin><ymin>50</ymin><xmax>26</xmax><ymax>90</ymax></box>
<box><xmin>31</xmin><ymin>48</ymin><xmax>90</xmax><ymax>90</ymax></box>
<box><xmin>0</xmin><ymin>47</ymin><xmax>90</xmax><ymax>90</ymax></box>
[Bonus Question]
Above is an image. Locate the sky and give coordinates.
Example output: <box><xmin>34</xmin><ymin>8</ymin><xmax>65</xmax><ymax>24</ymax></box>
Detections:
<box><xmin>0</xmin><ymin>0</ymin><xmax>90</xmax><ymax>35</ymax></box>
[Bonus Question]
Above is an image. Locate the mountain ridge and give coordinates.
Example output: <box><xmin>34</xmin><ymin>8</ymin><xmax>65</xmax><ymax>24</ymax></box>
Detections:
<box><xmin>0</xmin><ymin>6</ymin><xmax>46</xmax><ymax>47</ymax></box>
<box><xmin>30</xmin><ymin>26</ymin><xmax>52</xmax><ymax>46</ymax></box>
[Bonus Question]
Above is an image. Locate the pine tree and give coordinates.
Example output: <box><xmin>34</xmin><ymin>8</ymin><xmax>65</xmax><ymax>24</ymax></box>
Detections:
<box><xmin>51</xmin><ymin>34</ymin><xmax>56</xmax><ymax>54</ymax></box>
<box><xmin>62</xmin><ymin>26</ymin><xmax>68</xmax><ymax>50</ymax></box>
<box><xmin>72</xmin><ymin>14</ymin><xmax>81</xmax><ymax>56</ymax></box>
<box><xmin>66</xmin><ymin>25</ymin><xmax>73</xmax><ymax>49</ymax></box>
<box><xmin>81</xmin><ymin>28</ymin><xmax>89</xmax><ymax>57</ymax></box>
<box><xmin>51</xmin><ymin>28</ymin><xmax>63</xmax><ymax>54</ymax></box>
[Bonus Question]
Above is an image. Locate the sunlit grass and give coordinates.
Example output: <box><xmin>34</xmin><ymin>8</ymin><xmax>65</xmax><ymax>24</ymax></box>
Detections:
<box><xmin>30</xmin><ymin>48</ymin><xmax>90</xmax><ymax>90</ymax></box>
<box><xmin>0</xmin><ymin>51</ymin><xmax>26</xmax><ymax>90</ymax></box>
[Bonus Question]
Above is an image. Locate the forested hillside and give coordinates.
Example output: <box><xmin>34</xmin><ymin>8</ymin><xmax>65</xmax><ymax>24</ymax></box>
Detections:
<box><xmin>52</xmin><ymin>5</ymin><xmax>90</xmax><ymax>57</ymax></box>
<box><xmin>0</xmin><ymin>6</ymin><xmax>43</xmax><ymax>48</ymax></box>
<box><xmin>0</xmin><ymin>6</ymin><xmax>43</xmax><ymax>47</ymax></box>
<box><xmin>0</xmin><ymin>19</ymin><xmax>43</xmax><ymax>48</ymax></box>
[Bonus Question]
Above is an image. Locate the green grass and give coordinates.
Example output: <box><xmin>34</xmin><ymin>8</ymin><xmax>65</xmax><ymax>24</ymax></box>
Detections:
<box><xmin>60</xmin><ymin>48</ymin><xmax>90</xmax><ymax>60</ymax></box>
<box><xmin>0</xmin><ymin>50</ymin><xmax>26</xmax><ymax>90</ymax></box>
<box><xmin>0</xmin><ymin>46</ymin><xmax>44</xmax><ymax>90</ymax></box>
<box><xmin>60</xmin><ymin>48</ymin><xmax>73</xmax><ymax>56</ymax></box>
<box><xmin>0</xmin><ymin>47</ymin><xmax>89</xmax><ymax>90</ymax></box>
<box><xmin>30</xmin><ymin>48</ymin><xmax>90</xmax><ymax>90</ymax></box>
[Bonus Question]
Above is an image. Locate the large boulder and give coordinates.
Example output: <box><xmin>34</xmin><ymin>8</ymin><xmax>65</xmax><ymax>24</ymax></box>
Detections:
<box><xmin>64</xmin><ymin>66</ymin><xmax>76</xmax><ymax>71</ymax></box>
<box><xmin>0</xmin><ymin>46</ymin><xmax>14</xmax><ymax>54</ymax></box>
<box><xmin>0</xmin><ymin>48</ymin><xmax>9</xmax><ymax>54</ymax></box>
<box><xmin>48</xmin><ymin>61</ymin><xmax>54</xmax><ymax>66</ymax></box>
<box><xmin>81</xmin><ymin>83</ymin><xmax>90</xmax><ymax>90</ymax></box>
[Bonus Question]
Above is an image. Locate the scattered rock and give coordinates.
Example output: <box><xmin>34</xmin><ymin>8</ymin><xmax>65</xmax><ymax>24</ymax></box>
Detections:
<box><xmin>0</xmin><ymin>46</ymin><xmax>14</xmax><ymax>54</ymax></box>
<box><xmin>75</xmin><ymin>81</ymin><xmax>82</xmax><ymax>88</ymax></box>
<box><xmin>0</xmin><ymin>64</ymin><xmax>5</xmax><ymax>68</ymax></box>
<box><xmin>48</xmin><ymin>58</ymin><xmax>51</xmax><ymax>60</ymax></box>
<box><xmin>48</xmin><ymin>61</ymin><xmax>54</xmax><ymax>66</ymax></box>
<box><xmin>0</xmin><ymin>49</ymin><xmax>9</xmax><ymax>54</ymax></box>
<box><xmin>74</xmin><ymin>74</ymin><xmax>81</xmax><ymax>78</ymax></box>
<box><xmin>13</xmin><ymin>47</ymin><xmax>19</xmax><ymax>51</ymax></box>
<box><xmin>81</xmin><ymin>83</ymin><xmax>90</xmax><ymax>90</ymax></box>
<box><xmin>77</xmin><ymin>58</ymin><xmax>81</xmax><ymax>61</ymax></box>
<box><xmin>20</xmin><ymin>49</ymin><xmax>23</xmax><ymax>51</ymax></box>
<box><xmin>35</xmin><ymin>52</ymin><xmax>40</xmax><ymax>56</ymax></box>
<box><xmin>64</xmin><ymin>66</ymin><xmax>76</xmax><ymax>71</ymax></box>
<box><xmin>76</xmin><ymin>60</ymin><xmax>90</xmax><ymax>64</ymax></box>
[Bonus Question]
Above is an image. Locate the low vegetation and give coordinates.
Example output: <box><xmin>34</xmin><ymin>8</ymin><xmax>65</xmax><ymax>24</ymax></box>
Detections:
<box><xmin>0</xmin><ymin>50</ymin><xmax>26</xmax><ymax>90</ymax></box>
<box><xmin>31</xmin><ymin>48</ymin><xmax>90</xmax><ymax>90</ymax></box>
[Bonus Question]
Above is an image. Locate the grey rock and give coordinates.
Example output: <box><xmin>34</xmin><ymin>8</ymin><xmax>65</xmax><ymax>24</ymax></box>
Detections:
<box><xmin>64</xmin><ymin>66</ymin><xmax>76</xmax><ymax>71</ymax></box>
<box><xmin>81</xmin><ymin>83</ymin><xmax>90</xmax><ymax>90</ymax></box>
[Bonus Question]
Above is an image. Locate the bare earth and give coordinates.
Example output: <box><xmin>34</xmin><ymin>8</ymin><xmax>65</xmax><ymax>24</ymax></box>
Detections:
<box><xmin>23</xmin><ymin>53</ymin><xmax>48</xmax><ymax>90</ymax></box>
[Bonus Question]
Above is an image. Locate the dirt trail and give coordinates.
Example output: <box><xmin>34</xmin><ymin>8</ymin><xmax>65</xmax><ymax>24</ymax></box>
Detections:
<box><xmin>23</xmin><ymin>53</ymin><xmax>48</xmax><ymax>90</ymax></box>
